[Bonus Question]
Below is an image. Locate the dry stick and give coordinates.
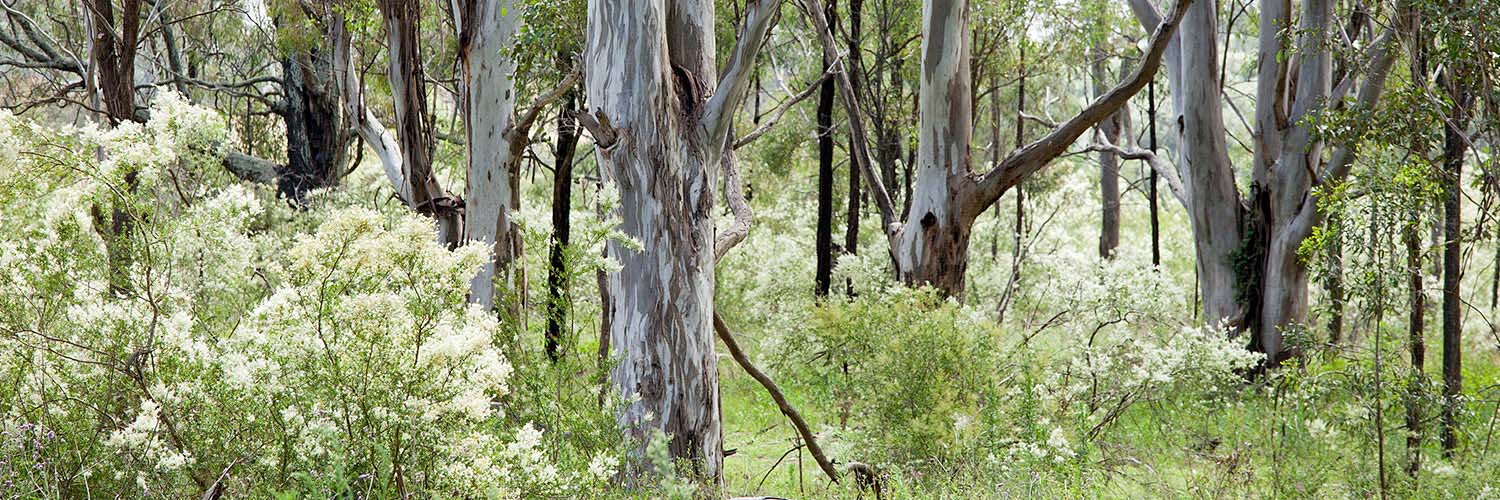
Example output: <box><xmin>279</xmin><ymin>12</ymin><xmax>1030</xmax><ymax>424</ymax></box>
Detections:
<box><xmin>714</xmin><ymin>120</ymin><xmax>840</xmax><ymax>485</ymax></box>
<box><xmin>714</xmin><ymin>313</ymin><xmax>841</xmax><ymax>484</ymax></box>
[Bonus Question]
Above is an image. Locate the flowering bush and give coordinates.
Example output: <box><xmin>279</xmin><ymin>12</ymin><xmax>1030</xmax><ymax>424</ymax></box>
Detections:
<box><xmin>0</xmin><ymin>99</ymin><xmax>622</xmax><ymax>499</ymax></box>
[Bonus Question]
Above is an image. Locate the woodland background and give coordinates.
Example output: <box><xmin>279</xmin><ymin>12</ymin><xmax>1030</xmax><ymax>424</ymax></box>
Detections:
<box><xmin>1</xmin><ymin>0</ymin><xmax>1499</xmax><ymax>497</ymax></box>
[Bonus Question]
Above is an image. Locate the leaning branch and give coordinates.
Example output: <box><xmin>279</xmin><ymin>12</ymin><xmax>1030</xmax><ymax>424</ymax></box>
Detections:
<box><xmin>974</xmin><ymin>0</ymin><xmax>1193</xmax><ymax>206</ymax></box>
<box><xmin>1319</xmin><ymin>27</ymin><xmax>1399</xmax><ymax>185</ymax></box>
<box><xmin>800</xmin><ymin>0</ymin><xmax>898</xmax><ymax>237</ymax></box>
<box><xmin>713</xmin><ymin>313</ymin><xmax>840</xmax><ymax>484</ymax></box>
<box><xmin>1282</xmin><ymin>26</ymin><xmax>1400</xmax><ymax>245</ymax></box>
<box><xmin>712</xmin><ymin>135</ymin><xmax>836</xmax><ymax>483</ymax></box>
<box><xmin>332</xmin><ymin>15</ymin><xmax>412</xmax><ymax>205</ymax></box>
<box><xmin>714</xmin><ymin>150</ymin><xmax>753</xmax><ymax>260</ymax></box>
<box><xmin>700</xmin><ymin>0</ymin><xmax>781</xmax><ymax>156</ymax></box>
<box><xmin>733</xmin><ymin>66</ymin><xmax>836</xmax><ymax>150</ymax></box>
<box><xmin>1080</xmin><ymin>142</ymin><xmax>1187</xmax><ymax>206</ymax></box>
<box><xmin>220</xmin><ymin>151</ymin><xmax>279</xmax><ymax>185</ymax></box>
<box><xmin>508</xmin><ymin>64</ymin><xmax>584</xmax><ymax>148</ymax></box>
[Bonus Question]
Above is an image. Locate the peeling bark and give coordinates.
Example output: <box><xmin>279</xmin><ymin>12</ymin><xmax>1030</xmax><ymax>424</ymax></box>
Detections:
<box><xmin>333</xmin><ymin>9</ymin><xmax>463</xmax><ymax>246</ymax></box>
<box><xmin>583</xmin><ymin>0</ymin><xmax>777</xmax><ymax>483</ymax></box>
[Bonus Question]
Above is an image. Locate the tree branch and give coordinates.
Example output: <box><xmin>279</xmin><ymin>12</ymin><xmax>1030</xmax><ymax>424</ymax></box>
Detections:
<box><xmin>332</xmin><ymin>15</ymin><xmax>411</xmax><ymax>205</ymax></box>
<box><xmin>1319</xmin><ymin>26</ymin><xmax>1398</xmax><ymax>185</ymax></box>
<box><xmin>700</xmin><ymin>0</ymin><xmax>780</xmax><ymax>156</ymax></box>
<box><xmin>733</xmin><ymin>65</ymin><xmax>834</xmax><ymax>150</ymax></box>
<box><xmin>1080</xmin><ymin>142</ymin><xmax>1187</xmax><ymax>206</ymax></box>
<box><xmin>574</xmin><ymin>109</ymin><xmax>617</xmax><ymax>150</ymax></box>
<box><xmin>974</xmin><ymin>0</ymin><xmax>1192</xmax><ymax>207</ymax></box>
<box><xmin>508</xmin><ymin>64</ymin><xmax>583</xmax><ymax>147</ymax></box>
<box><xmin>220</xmin><ymin>151</ymin><xmax>279</xmax><ymax>185</ymax></box>
<box><xmin>714</xmin><ymin>150</ymin><xmax>753</xmax><ymax>260</ymax></box>
<box><xmin>713</xmin><ymin>313</ymin><xmax>840</xmax><ymax>484</ymax></box>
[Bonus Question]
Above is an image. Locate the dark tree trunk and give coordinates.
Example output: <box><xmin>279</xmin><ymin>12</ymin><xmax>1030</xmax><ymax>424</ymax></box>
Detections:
<box><xmin>1404</xmin><ymin>221</ymin><xmax>1425</xmax><ymax>476</ymax></box>
<box><xmin>87</xmin><ymin>0</ymin><xmax>141</xmax><ymax>125</ymax></box>
<box><xmin>546</xmin><ymin>57</ymin><xmax>582</xmax><ymax>362</ymax></box>
<box><xmin>85</xmin><ymin>0</ymin><xmax>143</xmax><ymax>297</ymax></box>
<box><xmin>1146</xmin><ymin>79</ymin><xmax>1160</xmax><ymax>266</ymax></box>
<box><xmin>843</xmin><ymin>0</ymin><xmax>863</xmax><ymax>297</ymax></box>
<box><xmin>1092</xmin><ymin>48</ymin><xmax>1124</xmax><ymax>259</ymax></box>
<box><xmin>278</xmin><ymin>51</ymin><xmax>347</xmax><ymax>204</ymax></box>
<box><xmin>1440</xmin><ymin>71</ymin><xmax>1471</xmax><ymax>457</ymax></box>
<box><xmin>814</xmin><ymin>0</ymin><xmax>837</xmax><ymax>299</ymax></box>
<box><xmin>845</xmin><ymin>139</ymin><xmax>861</xmax><ymax>294</ymax></box>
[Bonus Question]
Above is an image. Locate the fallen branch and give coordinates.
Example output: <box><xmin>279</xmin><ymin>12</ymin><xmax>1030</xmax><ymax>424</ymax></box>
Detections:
<box><xmin>713</xmin><ymin>312</ymin><xmax>840</xmax><ymax>484</ymax></box>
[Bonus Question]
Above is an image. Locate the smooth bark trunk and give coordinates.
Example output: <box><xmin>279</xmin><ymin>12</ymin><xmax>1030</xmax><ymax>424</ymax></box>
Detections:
<box><xmin>1179</xmin><ymin>0</ymin><xmax>1241</xmax><ymax>326</ymax></box>
<box><xmin>1132</xmin><ymin>0</ymin><xmax>1398</xmax><ymax>363</ymax></box>
<box><xmin>457</xmin><ymin>0</ymin><xmax>521</xmax><ymax>306</ymax></box>
<box><xmin>881</xmin><ymin>0</ymin><xmax>1187</xmax><ymax>296</ymax></box>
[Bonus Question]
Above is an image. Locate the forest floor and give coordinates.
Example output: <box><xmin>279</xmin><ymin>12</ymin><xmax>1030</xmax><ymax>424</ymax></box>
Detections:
<box><xmin>713</xmin><ymin>337</ymin><xmax>1500</xmax><ymax>499</ymax></box>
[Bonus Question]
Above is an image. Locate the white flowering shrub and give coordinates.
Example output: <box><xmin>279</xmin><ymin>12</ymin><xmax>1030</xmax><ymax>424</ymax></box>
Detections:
<box><xmin>0</xmin><ymin>102</ymin><xmax>627</xmax><ymax>499</ymax></box>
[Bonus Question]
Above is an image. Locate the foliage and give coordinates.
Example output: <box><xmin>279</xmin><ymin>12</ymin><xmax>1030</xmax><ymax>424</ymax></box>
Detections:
<box><xmin>0</xmin><ymin>97</ymin><xmax>627</xmax><ymax>499</ymax></box>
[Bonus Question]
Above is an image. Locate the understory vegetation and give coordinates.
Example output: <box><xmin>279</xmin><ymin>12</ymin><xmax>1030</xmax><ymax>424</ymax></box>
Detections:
<box><xmin>2</xmin><ymin>95</ymin><xmax>1498</xmax><ymax>498</ymax></box>
<box><xmin>3</xmin><ymin>0</ymin><xmax>1500</xmax><ymax>496</ymax></box>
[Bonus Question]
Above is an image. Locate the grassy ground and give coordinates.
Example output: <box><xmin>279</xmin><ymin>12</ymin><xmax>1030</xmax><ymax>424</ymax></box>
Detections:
<box><xmin>710</xmin><ymin>334</ymin><xmax>1500</xmax><ymax>499</ymax></box>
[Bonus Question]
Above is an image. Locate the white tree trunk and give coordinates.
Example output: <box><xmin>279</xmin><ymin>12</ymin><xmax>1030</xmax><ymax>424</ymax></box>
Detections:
<box><xmin>884</xmin><ymin>0</ymin><xmax>1188</xmax><ymax>297</ymax></box>
<box><xmin>891</xmin><ymin>0</ymin><xmax>975</xmax><ymax>296</ymax></box>
<box><xmin>1134</xmin><ymin>0</ymin><xmax>1396</xmax><ymax>362</ymax></box>
<box><xmin>334</xmin><ymin>7</ymin><xmax>463</xmax><ymax>246</ymax></box>
<box><xmin>1176</xmin><ymin>0</ymin><xmax>1242</xmax><ymax>326</ymax></box>
<box><xmin>457</xmin><ymin>0</ymin><xmax>522</xmax><ymax>309</ymax></box>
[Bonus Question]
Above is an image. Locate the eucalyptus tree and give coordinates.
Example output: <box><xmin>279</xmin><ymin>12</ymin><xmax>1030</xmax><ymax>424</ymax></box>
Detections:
<box><xmin>453</xmin><ymin>0</ymin><xmax>580</xmax><ymax>311</ymax></box>
<box><xmin>574</xmin><ymin>0</ymin><xmax>778</xmax><ymax>481</ymax></box>
<box><xmin>1092</xmin><ymin>49</ymin><xmax>1129</xmax><ymax>259</ymax></box>
<box><xmin>1124</xmin><ymin>0</ymin><xmax>1403</xmax><ymax>363</ymax></box>
<box><xmin>807</xmin><ymin>0</ymin><xmax>1190</xmax><ymax>296</ymax></box>
<box><xmin>333</xmin><ymin>0</ymin><xmax>464</xmax><ymax>246</ymax></box>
